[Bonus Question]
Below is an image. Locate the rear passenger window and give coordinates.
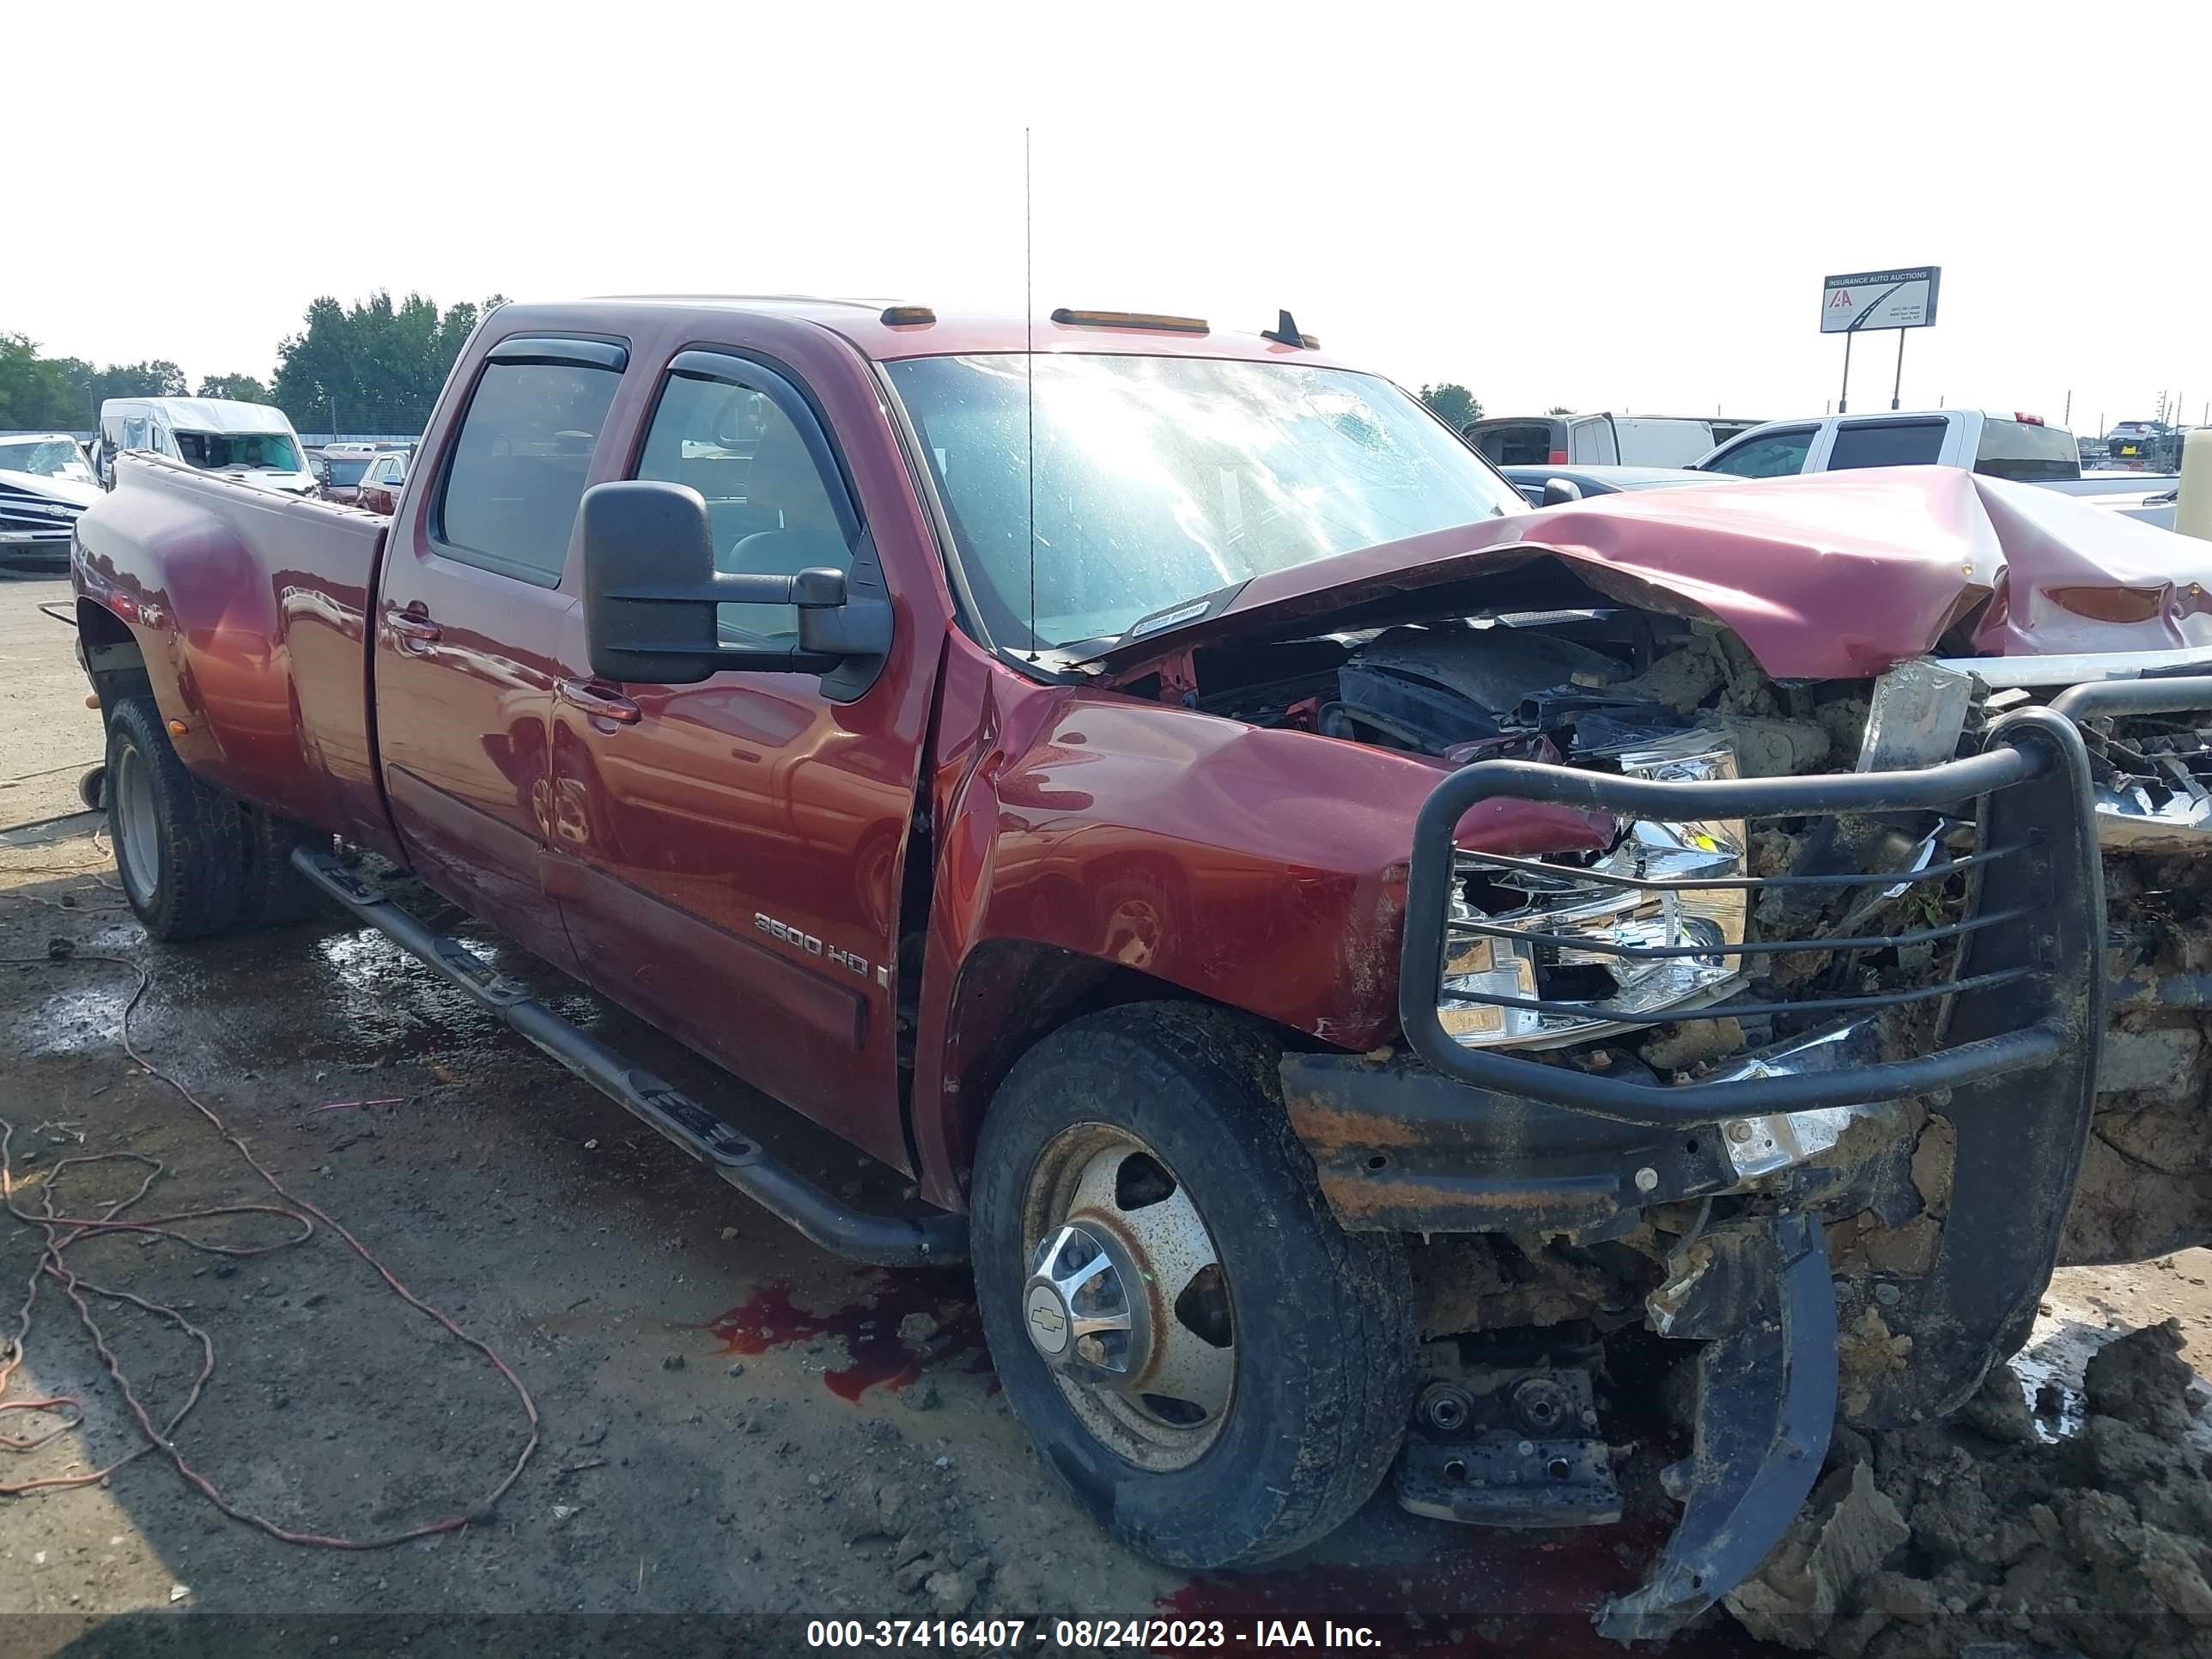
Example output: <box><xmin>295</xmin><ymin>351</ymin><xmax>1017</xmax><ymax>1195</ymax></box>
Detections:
<box><xmin>1828</xmin><ymin>420</ymin><xmax>1946</xmax><ymax>471</ymax></box>
<box><xmin>436</xmin><ymin>357</ymin><xmax>623</xmax><ymax>586</ymax></box>
<box><xmin>632</xmin><ymin>358</ymin><xmax>854</xmax><ymax>646</ymax></box>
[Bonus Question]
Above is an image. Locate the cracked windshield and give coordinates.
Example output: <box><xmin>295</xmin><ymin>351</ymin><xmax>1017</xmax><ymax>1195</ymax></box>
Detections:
<box><xmin>887</xmin><ymin>352</ymin><xmax>1520</xmax><ymax>651</ymax></box>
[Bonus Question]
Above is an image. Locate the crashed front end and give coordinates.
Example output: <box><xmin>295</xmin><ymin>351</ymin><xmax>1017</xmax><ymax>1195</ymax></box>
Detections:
<box><xmin>1073</xmin><ymin>467</ymin><xmax>2212</xmax><ymax>1641</ymax></box>
<box><xmin>1278</xmin><ymin>641</ymin><xmax>2212</xmax><ymax>1640</ymax></box>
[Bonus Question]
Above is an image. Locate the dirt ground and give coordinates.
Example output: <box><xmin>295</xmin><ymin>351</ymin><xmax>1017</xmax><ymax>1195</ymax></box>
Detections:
<box><xmin>3</xmin><ymin>574</ymin><xmax>2211</xmax><ymax>1659</ymax></box>
<box><xmin>0</xmin><ymin>575</ymin><xmax>105</xmax><ymax>828</ymax></box>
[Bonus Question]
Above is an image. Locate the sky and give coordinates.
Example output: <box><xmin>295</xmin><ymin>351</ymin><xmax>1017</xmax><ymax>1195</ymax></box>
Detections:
<box><xmin>11</xmin><ymin>1</ymin><xmax>2209</xmax><ymax>434</ymax></box>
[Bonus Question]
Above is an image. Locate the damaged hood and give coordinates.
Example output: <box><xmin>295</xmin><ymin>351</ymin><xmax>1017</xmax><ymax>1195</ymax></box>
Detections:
<box><xmin>1089</xmin><ymin>467</ymin><xmax>2212</xmax><ymax>683</ymax></box>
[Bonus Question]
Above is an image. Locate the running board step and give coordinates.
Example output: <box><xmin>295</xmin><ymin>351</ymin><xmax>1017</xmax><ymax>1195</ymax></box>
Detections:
<box><xmin>293</xmin><ymin>848</ymin><xmax>967</xmax><ymax>1267</ymax></box>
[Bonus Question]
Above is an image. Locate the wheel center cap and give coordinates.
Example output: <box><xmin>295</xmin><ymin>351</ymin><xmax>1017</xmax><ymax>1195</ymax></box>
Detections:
<box><xmin>1024</xmin><ymin>1220</ymin><xmax>1146</xmax><ymax>1377</ymax></box>
<box><xmin>1024</xmin><ymin>1284</ymin><xmax>1072</xmax><ymax>1356</ymax></box>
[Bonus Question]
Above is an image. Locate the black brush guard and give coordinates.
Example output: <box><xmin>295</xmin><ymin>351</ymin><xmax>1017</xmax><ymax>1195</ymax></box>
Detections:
<box><xmin>1391</xmin><ymin>706</ymin><xmax>2107</xmax><ymax>1425</ymax></box>
<box><xmin>1387</xmin><ymin>706</ymin><xmax>2110</xmax><ymax>1644</ymax></box>
<box><xmin>1399</xmin><ymin>708</ymin><xmax>2101</xmax><ymax>1127</ymax></box>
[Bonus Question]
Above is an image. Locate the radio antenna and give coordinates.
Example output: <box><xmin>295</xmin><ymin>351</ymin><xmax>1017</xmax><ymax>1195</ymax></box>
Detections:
<box><xmin>1024</xmin><ymin>126</ymin><xmax>1038</xmax><ymax>660</ymax></box>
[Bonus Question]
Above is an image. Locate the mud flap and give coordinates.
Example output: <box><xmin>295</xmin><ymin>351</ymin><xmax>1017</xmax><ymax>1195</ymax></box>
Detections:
<box><xmin>1596</xmin><ymin>1212</ymin><xmax>1836</xmax><ymax>1645</ymax></box>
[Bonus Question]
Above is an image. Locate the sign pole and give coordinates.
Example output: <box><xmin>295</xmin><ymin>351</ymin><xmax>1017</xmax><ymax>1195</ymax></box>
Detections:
<box><xmin>1823</xmin><ymin>267</ymin><xmax>1937</xmax><ymax>417</ymax></box>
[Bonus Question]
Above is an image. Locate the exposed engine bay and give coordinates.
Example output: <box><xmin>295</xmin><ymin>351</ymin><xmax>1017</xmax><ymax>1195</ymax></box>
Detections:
<box><xmin>1142</xmin><ymin>600</ymin><xmax>1956</xmax><ymax>1082</ymax></box>
<box><xmin>1125</xmin><ymin>586</ymin><xmax>2212</xmax><ymax>1641</ymax></box>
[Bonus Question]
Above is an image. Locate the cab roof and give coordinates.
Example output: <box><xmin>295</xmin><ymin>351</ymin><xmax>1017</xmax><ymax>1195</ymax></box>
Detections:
<box><xmin>580</xmin><ymin>295</ymin><xmax>1352</xmax><ymax>368</ymax></box>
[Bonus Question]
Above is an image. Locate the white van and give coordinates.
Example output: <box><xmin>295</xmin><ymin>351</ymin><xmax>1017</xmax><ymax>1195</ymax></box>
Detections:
<box><xmin>1466</xmin><ymin>413</ymin><xmax>1739</xmax><ymax>469</ymax></box>
<box><xmin>94</xmin><ymin>397</ymin><xmax>318</xmax><ymax>497</ymax></box>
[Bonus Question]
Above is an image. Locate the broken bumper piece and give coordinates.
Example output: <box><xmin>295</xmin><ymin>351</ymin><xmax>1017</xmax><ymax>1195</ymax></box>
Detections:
<box><xmin>1597</xmin><ymin>1212</ymin><xmax>1836</xmax><ymax>1644</ymax></box>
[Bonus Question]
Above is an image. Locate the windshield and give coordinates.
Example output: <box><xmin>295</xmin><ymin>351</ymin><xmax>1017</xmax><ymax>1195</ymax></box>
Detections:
<box><xmin>177</xmin><ymin>430</ymin><xmax>302</xmax><ymax>473</ymax></box>
<box><xmin>0</xmin><ymin>438</ymin><xmax>93</xmax><ymax>483</ymax></box>
<box><xmin>886</xmin><ymin>353</ymin><xmax>1521</xmax><ymax>652</ymax></box>
<box><xmin>324</xmin><ymin>459</ymin><xmax>371</xmax><ymax>487</ymax></box>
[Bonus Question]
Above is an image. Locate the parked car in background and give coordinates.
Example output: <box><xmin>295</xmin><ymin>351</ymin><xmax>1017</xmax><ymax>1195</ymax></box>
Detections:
<box><xmin>1497</xmin><ymin>464</ymin><xmax>1723</xmax><ymax>507</ymax></box>
<box><xmin>315</xmin><ymin>441</ymin><xmax>407</xmax><ymax>506</ymax></box>
<box><xmin>93</xmin><ymin>398</ymin><xmax>318</xmax><ymax>498</ymax></box>
<box><xmin>356</xmin><ymin>449</ymin><xmax>409</xmax><ymax>515</ymax></box>
<box><xmin>1695</xmin><ymin>410</ymin><xmax>2179</xmax><ymax>527</ymax></box>
<box><xmin>2106</xmin><ymin>420</ymin><xmax>2178</xmax><ymax>469</ymax></box>
<box><xmin>1467</xmin><ymin>412</ymin><xmax>1752</xmax><ymax>469</ymax></box>
<box><xmin>0</xmin><ymin>432</ymin><xmax>100</xmax><ymax>568</ymax></box>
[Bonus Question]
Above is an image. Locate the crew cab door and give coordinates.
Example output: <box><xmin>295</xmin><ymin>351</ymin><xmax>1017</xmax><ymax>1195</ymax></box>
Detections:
<box><xmin>1819</xmin><ymin>416</ymin><xmax>1953</xmax><ymax>472</ymax></box>
<box><xmin>373</xmin><ymin>334</ymin><xmax>629</xmax><ymax>968</ymax></box>
<box><xmin>544</xmin><ymin>333</ymin><xmax>938</xmax><ymax>1175</ymax></box>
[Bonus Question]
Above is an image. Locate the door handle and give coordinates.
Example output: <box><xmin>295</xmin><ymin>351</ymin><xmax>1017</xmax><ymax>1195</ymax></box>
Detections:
<box><xmin>388</xmin><ymin>610</ymin><xmax>441</xmax><ymax>645</ymax></box>
<box><xmin>557</xmin><ymin>678</ymin><xmax>641</xmax><ymax>725</ymax></box>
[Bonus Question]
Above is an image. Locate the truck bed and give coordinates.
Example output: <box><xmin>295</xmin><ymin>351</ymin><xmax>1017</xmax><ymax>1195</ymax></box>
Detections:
<box><xmin>74</xmin><ymin>454</ymin><xmax>398</xmax><ymax>854</ymax></box>
<box><xmin>2044</xmin><ymin>470</ymin><xmax>2182</xmax><ymax>498</ymax></box>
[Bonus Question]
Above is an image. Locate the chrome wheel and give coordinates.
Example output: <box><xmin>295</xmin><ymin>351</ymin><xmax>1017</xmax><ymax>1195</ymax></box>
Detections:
<box><xmin>1019</xmin><ymin>1123</ymin><xmax>1235</xmax><ymax>1471</ymax></box>
<box><xmin>113</xmin><ymin>742</ymin><xmax>161</xmax><ymax>908</ymax></box>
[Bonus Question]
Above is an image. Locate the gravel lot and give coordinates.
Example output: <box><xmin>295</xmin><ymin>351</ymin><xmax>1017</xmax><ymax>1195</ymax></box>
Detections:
<box><xmin>0</xmin><ymin>575</ymin><xmax>104</xmax><ymax>831</ymax></box>
<box><xmin>3</xmin><ymin>574</ymin><xmax>2210</xmax><ymax>1659</ymax></box>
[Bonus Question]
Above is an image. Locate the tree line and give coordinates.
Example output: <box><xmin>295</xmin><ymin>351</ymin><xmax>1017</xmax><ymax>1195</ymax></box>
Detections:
<box><xmin>1419</xmin><ymin>384</ymin><xmax>1480</xmax><ymax>430</ymax></box>
<box><xmin>0</xmin><ymin>290</ymin><xmax>504</xmax><ymax>435</ymax></box>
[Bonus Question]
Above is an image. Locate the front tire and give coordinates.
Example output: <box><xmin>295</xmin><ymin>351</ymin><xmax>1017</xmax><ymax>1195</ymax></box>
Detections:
<box><xmin>106</xmin><ymin>696</ymin><xmax>246</xmax><ymax>940</ymax></box>
<box><xmin>971</xmin><ymin>1003</ymin><xmax>1415</xmax><ymax>1569</ymax></box>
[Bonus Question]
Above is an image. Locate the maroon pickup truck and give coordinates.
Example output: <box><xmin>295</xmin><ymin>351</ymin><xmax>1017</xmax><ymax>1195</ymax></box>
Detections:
<box><xmin>69</xmin><ymin>296</ymin><xmax>2212</xmax><ymax>1640</ymax></box>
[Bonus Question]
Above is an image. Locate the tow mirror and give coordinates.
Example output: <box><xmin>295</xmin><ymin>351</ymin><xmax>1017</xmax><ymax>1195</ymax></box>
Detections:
<box><xmin>579</xmin><ymin>480</ymin><xmax>891</xmax><ymax>692</ymax></box>
<box><xmin>1540</xmin><ymin>477</ymin><xmax>1584</xmax><ymax>507</ymax></box>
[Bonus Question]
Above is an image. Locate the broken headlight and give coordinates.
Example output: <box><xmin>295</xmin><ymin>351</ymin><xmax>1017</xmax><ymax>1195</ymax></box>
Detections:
<box><xmin>1439</xmin><ymin>733</ymin><xmax>1748</xmax><ymax>1049</ymax></box>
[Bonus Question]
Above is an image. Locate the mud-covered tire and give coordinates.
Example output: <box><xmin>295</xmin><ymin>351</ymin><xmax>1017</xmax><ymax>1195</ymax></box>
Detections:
<box><xmin>237</xmin><ymin>806</ymin><xmax>333</xmax><ymax>928</ymax></box>
<box><xmin>971</xmin><ymin>1002</ymin><xmax>1415</xmax><ymax>1569</ymax></box>
<box><xmin>105</xmin><ymin>696</ymin><xmax>246</xmax><ymax>941</ymax></box>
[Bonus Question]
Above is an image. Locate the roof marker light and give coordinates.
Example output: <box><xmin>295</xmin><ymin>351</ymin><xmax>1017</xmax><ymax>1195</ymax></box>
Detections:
<box><xmin>879</xmin><ymin>306</ymin><xmax>936</xmax><ymax>327</ymax></box>
<box><xmin>1049</xmin><ymin>308</ymin><xmax>1209</xmax><ymax>334</ymax></box>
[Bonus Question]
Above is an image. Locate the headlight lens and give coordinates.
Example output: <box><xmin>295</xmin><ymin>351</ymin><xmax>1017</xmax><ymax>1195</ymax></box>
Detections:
<box><xmin>1438</xmin><ymin>733</ymin><xmax>1749</xmax><ymax>1048</ymax></box>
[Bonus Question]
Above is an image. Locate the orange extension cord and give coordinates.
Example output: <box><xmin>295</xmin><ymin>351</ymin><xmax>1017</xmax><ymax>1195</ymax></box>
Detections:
<box><xmin>0</xmin><ymin>946</ymin><xmax>542</xmax><ymax>1546</ymax></box>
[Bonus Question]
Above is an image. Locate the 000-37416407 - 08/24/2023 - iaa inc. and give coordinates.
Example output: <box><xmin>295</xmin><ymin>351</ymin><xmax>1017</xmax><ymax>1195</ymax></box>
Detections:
<box><xmin>803</xmin><ymin>1616</ymin><xmax>1386</xmax><ymax>1649</ymax></box>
